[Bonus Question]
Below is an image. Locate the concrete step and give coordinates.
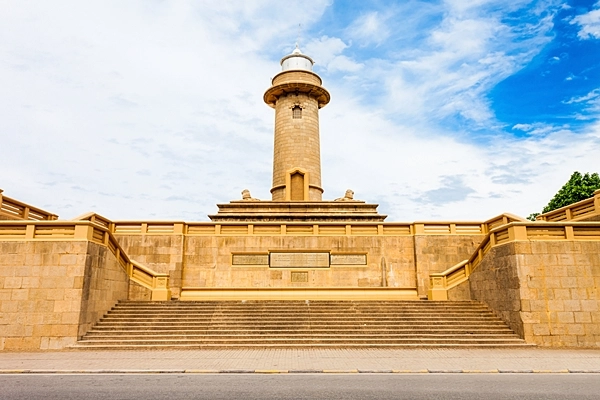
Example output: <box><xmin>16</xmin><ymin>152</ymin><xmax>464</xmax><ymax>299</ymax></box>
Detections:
<box><xmin>76</xmin><ymin>300</ymin><xmax>530</xmax><ymax>349</ymax></box>
<box><xmin>88</xmin><ymin>326</ymin><xmax>515</xmax><ymax>333</ymax></box>
<box><xmin>81</xmin><ymin>332</ymin><xmax>522</xmax><ymax>340</ymax></box>
<box><xmin>76</xmin><ymin>337</ymin><xmax>529</xmax><ymax>346</ymax></box>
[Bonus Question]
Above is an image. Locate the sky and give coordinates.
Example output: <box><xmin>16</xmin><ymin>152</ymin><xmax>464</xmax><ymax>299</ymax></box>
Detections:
<box><xmin>1</xmin><ymin>0</ymin><xmax>599</xmax><ymax>222</ymax></box>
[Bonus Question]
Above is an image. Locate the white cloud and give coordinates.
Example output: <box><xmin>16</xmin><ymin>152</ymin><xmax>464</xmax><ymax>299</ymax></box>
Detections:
<box><xmin>570</xmin><ymin>4</ymin><xmax>600</xmax><ymax>39</ymax></box>
<box><xmin>329</xmin><ymin>1</ymin><xmax>560</xmax><ymax>129</ymax></box>
<box><xmin>346</xmin><ymin>11</ymin><xmax>391</xmax><ymax>46</ymax></box>
<box><xmin>563</xmin><ymin>88</ymin><xmax>600</xmax><ymax>113</ymax></box>
<box><xmin>305</xmin><ymin>36</ymin><xmax>363</xmax><ymax>73</ymax></box>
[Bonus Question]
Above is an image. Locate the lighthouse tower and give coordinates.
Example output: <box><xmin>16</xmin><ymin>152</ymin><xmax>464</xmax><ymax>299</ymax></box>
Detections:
<box><xmin>209</xmin><ymin>46</ymin><xmax>384</xmax><ymax>222</ymax></box>
<box><xmin>263</xmin><ymin>46</ymin><xmax>330</xmax><ymax>201</ymax></box>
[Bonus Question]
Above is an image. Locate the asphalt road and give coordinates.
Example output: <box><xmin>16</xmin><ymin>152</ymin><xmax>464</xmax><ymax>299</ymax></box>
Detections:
<box><xmin>2</xmin><ymin>374</ymin><xmax>599</xmax><ymax>400</ymax></box>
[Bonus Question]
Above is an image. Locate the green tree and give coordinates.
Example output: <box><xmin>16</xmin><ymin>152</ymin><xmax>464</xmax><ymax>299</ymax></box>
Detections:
<box><xmin>528</xmin><ymin>172</ymin><xmax>600</xmax><ymax>220</ymax></box>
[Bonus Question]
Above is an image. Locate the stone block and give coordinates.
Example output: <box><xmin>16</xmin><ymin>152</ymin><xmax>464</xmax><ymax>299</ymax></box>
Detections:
<box><xmin>544</xmin><ymin>277</ymin><xmax>561</xmax><ymax>289</ymax></box>
<box><xmin>520</xmin><ymin>312</ymin><xmax>540</xmax><ymax>323</ymax></box>
<box><xmin>4</xmin><ymin>277</ymin><xmax>22</xmax><ymax>289</ymax></box>
<box><xmin>556</xmin><ymin>311</ymin><xmax>575</xmax><ymax>324</ymax></box>
<box><xmin>567</xmin><ymin>324</ymin><xmax>585</xmax><ymax>335</ymax></box>
<box><xmin>3</xmin><ymin>337</ymin><xmax>41</xmax><ymax>350</ymax></box>
<box><xmin>532</xmin><ymin>324</ymin><xmax>550</xmax><ymax>336</ymax></box>
<box><xmin>563</xmin><ymin>300</ymin><xmax>582</xmax><ymax>311</ymax></box>
<box><xmin>553</xmin><ymin>289</ymin><xmax>571</xmax><ymax>300</ymax></box>
<box><xmin>32</xmin><ymin>325</ymin><xmax>53</xmax><ymax>337</ymax></box>
<box><xmin>557</xmin><ymin>335</ymin><xmax>578</xmax><ymax>347</ymax></box>
<box><xmin>547</xmin><ymin>300</ymin><xmax>565</xmax><ymax>311</ymax></box>
<box><xmin>47</xmin><ymin>336</ymin><xmax>77</xmax><ymax>350</ymax></box>
<box><xmin>580</xmin><ymin>300</ymin><xmax>599</xmax><ymax>312</ymax></box>
<box><xmin>570</xmin><ymin>288</ymin><xmax>590</xmax><ymax>300</ymax></box>
<box><xmin>574</xmin><ymin>312</ymin><xmax>592</xmax><ymax>323</ymax></box>
<box><xmin>1</xmin><ymin>300</ymin><xmax>18</xmax><ymax>313</ymax></box>
<box><xmin>560</xmin><ymin>277</ymin><xmax>578</xmax><ymax>288</ymax></box>
<box><xmin>10</xmin><ymin>289</ymin><xmax>29</xmax><ymax>301</ymax></box>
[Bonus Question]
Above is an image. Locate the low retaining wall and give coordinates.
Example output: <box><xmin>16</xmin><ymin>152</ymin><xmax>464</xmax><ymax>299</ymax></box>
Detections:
<box><xmin>470</xmin><ymin>240</ymin><xmax>600</xmax><ymax>347</ymax></box>
<box><xmin>0</xmin><ymin>240</ymin><xmax>129</xmax><ymax>350</ymax></box>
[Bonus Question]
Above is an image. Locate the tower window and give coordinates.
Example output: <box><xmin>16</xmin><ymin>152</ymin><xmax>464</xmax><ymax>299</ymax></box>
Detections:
<box><xmin>292</xmin><ymin>105</ymin><xmax>302</xmax><ymax>119</ymax></box>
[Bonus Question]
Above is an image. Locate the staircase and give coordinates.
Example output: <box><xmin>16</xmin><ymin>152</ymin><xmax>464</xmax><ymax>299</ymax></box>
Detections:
<box><xmin>75</xmin><ymin>300</ymin><xmax>531</xmax><ymax>349</ymax></box>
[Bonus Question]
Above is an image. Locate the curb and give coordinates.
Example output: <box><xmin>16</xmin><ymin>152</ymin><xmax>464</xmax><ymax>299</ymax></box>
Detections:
<box><xmin>0</xmin><ymin>369</ymin><xmax>598</xmax><ymax>374</ymax></box>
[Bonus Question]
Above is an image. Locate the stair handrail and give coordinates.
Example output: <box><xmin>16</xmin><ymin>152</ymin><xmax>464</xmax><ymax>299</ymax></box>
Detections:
<box><xmin>428</xmin><ymin>260</ymin><xmax>469</xmax><ymax>301</ymax></box>
<box><xmin>128</xmin><ymin>259</ymin><xmax>171</xmax><ymax>301</ymax></box>
<box><xmin>427</xmin><ymin>213</ymin><xmax>525</xmax><ymax>301</ymax></box>
<box><xmin>76</xmin><ymin>214</ymin><xmax>171</xmax><ymax>301</ymax></box>
<box><xmin>0</xmin><ymin>189</ymin><xmax>59</xmax><ymax>221</ymax></box>
<box><xmin>0</xmin><ymin>218</ymin><xmax>170</xmax><ymax>301</ymax></box>
<box><xmin>536</xmin><ymin>189</ymin><xmax>600</xmax><ymax>222</ymax></box>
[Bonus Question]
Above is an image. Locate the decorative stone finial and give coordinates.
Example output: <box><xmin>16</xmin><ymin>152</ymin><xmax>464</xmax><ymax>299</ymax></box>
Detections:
<box><xmin>241</xmin><ymin>189</ymin><xmax>259</xmax><ymax>201</ymax></box>
<box><xmin>335</xmin><ymin>189</ymin><xmax>358</xmax><ymax>202</ymax></box>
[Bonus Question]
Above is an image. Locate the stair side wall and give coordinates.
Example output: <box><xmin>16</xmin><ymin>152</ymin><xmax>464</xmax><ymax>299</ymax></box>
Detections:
<box><xmin>77</xmin><ymin>242</ymin><xmax>130</xmax><ymax>338</ymax></box>
<box><xmin>115</xmin><ymin>235</ymin><xmax>183</xmax><ymax>299</ymax></box>
<box><xmin>414</xmin><ymin>234</ymin><xmax>484</xmax><ymax>297</ymax></box>
<box><xmin>0</xmin><ymin>240</ymin><xmax>88</xmax><ymax>350</ymax></box>
<box><xmin>447</xmin><ymin>280</ymin><xmax>471</xmax><ymax>301</ymax></box>
<box><xmin>0</xmin><ymin>240</ymin><xmax>129</xmax><ymax>350</ymax></box>
<box><xmin>470</xmin><ymin>241</ymin><xmax>600</xmax><ymax>347</ymax></box>
<box><xmin>469</xmin><ymin>243</ymin><xmax>525</xmax><ymax>338</ymax></box>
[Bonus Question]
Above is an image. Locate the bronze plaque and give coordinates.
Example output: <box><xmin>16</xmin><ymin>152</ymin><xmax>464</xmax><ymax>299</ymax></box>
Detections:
<box><xmin>232</xmin><ymin>254</ymin><xmax>269</xmax><ymax>265</ymax></box>
<box><xmin>330</xmin><ymin>254</ymin><xmax>367</xmax><ymax>265</ymax></box>
<box><xmin>291</xmin><ymin>271</ymin><xmax>309</xmax><ymax>282</ymax></box>
<box><xmin>270</xmin><ymin>252</ymin><xmax>329</xmax><ymax>268</ymax></box>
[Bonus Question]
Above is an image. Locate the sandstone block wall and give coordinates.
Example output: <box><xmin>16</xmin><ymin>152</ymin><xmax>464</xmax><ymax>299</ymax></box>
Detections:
<box><xmin>0</xmin><ymin>240</ymin><xmax>129</xmax><ymax>350</ymax></box>
<box><xmin>114</xmin><ymin>232</ymin><xmax>481</xmax><ymax>296</ymax></box>
<box><xmin>470</xmin><ymin>240</ymin><xmax>600</xmax><ymax>347</ymax></box>
<box><xmin>78</xmin><ymin>242</ymin><xmax>129</xmax><ymax>337</ymax></box>
<box><xmin>414</xmin><ymin>234</ymin><xmax>483</xmax><ymax>297</ymax></box>
<box><xmin>182</xmin><ymin>235</ymin><xmax>416</xmax><ymax>289</ymax></box>
<box><xmin>115</xmin><ymin>235</ymin><xmax>183</xmax><ymax>298</ymax></box>
<box><xmin>469</xmin><ymin>243</ymin><xmax>524</xmax><ymax>337</ymax></box>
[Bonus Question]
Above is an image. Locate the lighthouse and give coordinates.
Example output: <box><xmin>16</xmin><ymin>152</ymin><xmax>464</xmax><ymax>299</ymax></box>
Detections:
<box><xmin>263</xmin><ymin>46</ymin><xmax>331</xmax><ymax>201</ymax></box>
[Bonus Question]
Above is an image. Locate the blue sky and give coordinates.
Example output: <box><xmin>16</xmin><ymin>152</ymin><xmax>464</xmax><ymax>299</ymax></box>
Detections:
<box><xmin>1</xmin><ymin>1</ymin><xmax>599</xmax><ymax>221</ymax></box>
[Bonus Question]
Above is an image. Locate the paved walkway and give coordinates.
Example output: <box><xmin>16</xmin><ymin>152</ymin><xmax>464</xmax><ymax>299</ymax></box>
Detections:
<box><xmin>1</xmin><ymin>348</ymin><xmax>599</xmax><ymax>373</ymax></box>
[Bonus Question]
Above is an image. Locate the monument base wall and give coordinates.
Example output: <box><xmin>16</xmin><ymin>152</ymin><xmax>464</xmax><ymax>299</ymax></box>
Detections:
<box><xmin>0</xmin><ymin>240</ymin><xmax>129</xmax><ymax>350</ymax></box>
<box><xmin>114</xmin><ymin>232</ymin><xmax>484</xmax><ymax>297</ymax></box>
<box><xmin>470</xmin><ymin>241</ymin><xmax>600</xmax><ymax>347</ymax></box>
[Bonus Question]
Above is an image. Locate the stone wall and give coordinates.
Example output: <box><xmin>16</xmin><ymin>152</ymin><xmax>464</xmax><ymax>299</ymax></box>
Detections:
<box><xmin>469</xmin><ymin>243</ymin><xmax>524</xmax><ymax>337</ymax></box>
<box><xmin>181</xmin><ymin>235</ymin><xmax>416</xmax><ymax>289</ymax></box>
<box><xmin>0</xmin><ymin>240</ymin><xmax>129</xmax><ymax>350</ymax></box>
<box><xmin>115</xmin><ymin>232</ymin><xmax>484</xmax><ymax>296</ymax></box>
<box><xmin>78</xmin><ymin>242</ymin><xmax>129</xmax><ymax>337</ymax></box>
<box><xmin>115</xmin><ymin>235</ymin><xmax>183</xmax><ymax>298</ymax></box>
<box><xmin>414</xmin><ymin>234</ymin><xmax>483</xmax><ymax>297</ymax></box>
<box><xmin>470</xmin><ymin>240</ymin><xmax>600</xmax><ymax>347</ymax></box>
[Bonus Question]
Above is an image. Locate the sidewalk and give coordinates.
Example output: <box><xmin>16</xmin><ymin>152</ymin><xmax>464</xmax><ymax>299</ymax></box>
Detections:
<box><xmin>1</xmin><ymin>348</ymin><xmax>599</xmax><ymax>373</ymax></box>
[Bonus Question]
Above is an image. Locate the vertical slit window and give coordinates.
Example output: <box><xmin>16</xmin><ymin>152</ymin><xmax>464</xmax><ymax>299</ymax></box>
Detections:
<box><xmin>292</xmin><ymin>106</ymin><xmax>302</xmax><ymax>119</ymax></box>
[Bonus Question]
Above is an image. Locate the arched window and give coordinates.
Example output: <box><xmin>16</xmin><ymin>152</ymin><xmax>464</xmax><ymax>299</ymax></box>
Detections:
<box><xmin>292</xmin><ymin>105</ymin><xmax>302</xmax><ymax>119</ymax></box>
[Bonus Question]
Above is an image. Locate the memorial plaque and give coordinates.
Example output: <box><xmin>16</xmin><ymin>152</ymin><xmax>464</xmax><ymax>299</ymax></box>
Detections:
<box><xmin>330</xmin><ymin>254</ymin><xmax>367</xmax><ymax>265</ymax></box>
<box><xmin>232</xmin><ymin>254</ymin><xmax>269</xmax><ymax>266</ymax></box>
<box><xmin>291</xmin><ymin>271</ymin><xmax>309</xmax><ymax>282</ymax></box>
<box><xmin>269</xmin><ymin>252</ymin><xmax>330</xmax><ymax>268</ymax></box>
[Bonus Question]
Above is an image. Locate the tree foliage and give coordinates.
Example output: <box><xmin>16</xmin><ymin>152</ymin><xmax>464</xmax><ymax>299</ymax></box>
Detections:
<box><xmin>530</xmin><ymin>172</ymin><xmax>600</xmax><ymax>220</ymax></box>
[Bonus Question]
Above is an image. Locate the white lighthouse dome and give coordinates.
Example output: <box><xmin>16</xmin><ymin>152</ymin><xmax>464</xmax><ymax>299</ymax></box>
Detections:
<box><xmin>280</xmin><ymin>46</ymin><xmax>314</xmax><ymax>71</ymax></box>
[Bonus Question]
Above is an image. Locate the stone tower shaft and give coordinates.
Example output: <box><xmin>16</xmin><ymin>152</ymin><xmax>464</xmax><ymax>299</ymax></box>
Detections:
<box><xmin>264</xmin><ymin>48</ymin><xmax>330</xmax><ymax>201</ymax></box>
